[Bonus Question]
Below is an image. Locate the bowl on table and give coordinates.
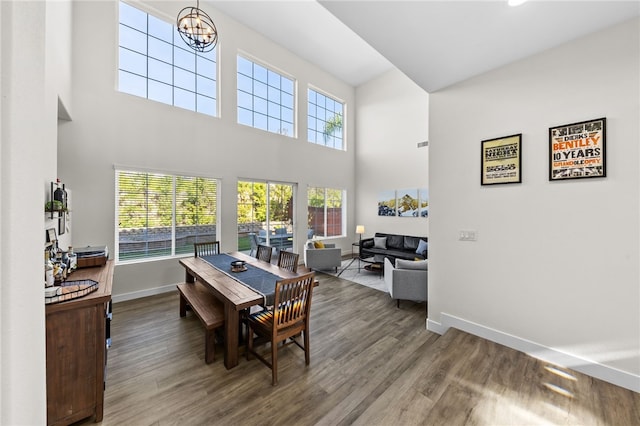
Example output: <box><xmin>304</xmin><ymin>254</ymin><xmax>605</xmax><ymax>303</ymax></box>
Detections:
<box><xmin>230</xmin><ymin>260</ymin><xmax>247</xmax><ymax>272</ymax></box>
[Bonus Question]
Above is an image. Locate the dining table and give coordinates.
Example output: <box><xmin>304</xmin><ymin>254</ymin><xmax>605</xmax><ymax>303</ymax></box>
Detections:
<box><xmin>179</xmin><ymin>251</ymin><xmax>300</xmax><ymax>369</ymax></box>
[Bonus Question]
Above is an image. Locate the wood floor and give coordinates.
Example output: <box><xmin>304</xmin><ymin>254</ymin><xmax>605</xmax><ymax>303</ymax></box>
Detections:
<box><xmin>83</xmin><ymin>273</ymin><xmax>639</xmax><ymax>425</ymax></box>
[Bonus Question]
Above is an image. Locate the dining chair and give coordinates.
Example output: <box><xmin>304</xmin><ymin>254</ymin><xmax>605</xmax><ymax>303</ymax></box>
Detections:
<box><xmin>277</xmin><ymin>250</ymin><xmax>299</xmax><ymax>273</ymax></box>
<box><xmin>194</xmin><ymin>241</ymin><xmax>220</xmax><ymax>257</ymax></box>
<box><xmin>255</xmin><ymin>244</ymin><xmax>273</xmax><ymax>262</ymax></box>
<box><xmin>246</xmin><ymin>271</ymin><xmax>315</xmax><ymax>385</ymax></box>
<box><xmin>248</xmin><ymin>233</ymin><xmax>259</xmax><ymax>257</ymax></box>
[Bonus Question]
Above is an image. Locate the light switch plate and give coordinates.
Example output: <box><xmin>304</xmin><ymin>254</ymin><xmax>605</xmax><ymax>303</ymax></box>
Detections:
<box><xmin>459</xmin><ymin>230</ymin><xmax>477</xmax><ymax>241</ymax></box>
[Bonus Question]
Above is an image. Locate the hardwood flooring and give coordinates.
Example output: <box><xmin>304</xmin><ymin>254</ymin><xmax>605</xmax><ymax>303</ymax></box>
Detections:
<box><xmin>83</xmin><ymin>273</ymin><xmax>639</xmax><ymax>425</ymax></box>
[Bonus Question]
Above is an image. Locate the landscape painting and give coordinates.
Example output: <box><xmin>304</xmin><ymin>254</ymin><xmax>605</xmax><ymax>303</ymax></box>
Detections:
<box><xmin>377</xmin><ymin>190</ymin><xmax>396</xmax><ymax>216</ymax></box>
<box><xmin>418</xmin><ymin>188</ymin><xmax>428</xmax><ymax>217</ymax></box>
<box><xmin>397</xmin><ymin>188</ymin><xmax>418</xmax><ymax>217</ymax></box>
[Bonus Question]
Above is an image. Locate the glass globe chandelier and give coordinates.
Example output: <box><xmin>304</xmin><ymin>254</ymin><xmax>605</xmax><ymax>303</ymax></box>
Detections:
<box><xmin>176</xmin><ymin>0</ymin><xmax>218</xmax><ymax>53</ymax></box>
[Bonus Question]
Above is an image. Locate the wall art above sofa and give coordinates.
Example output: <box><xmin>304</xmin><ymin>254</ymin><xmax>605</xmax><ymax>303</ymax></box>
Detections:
<box><xmin>377</xmin><ymin>188</ymin><xmax>428</xmax><ymax>217</ymax></box>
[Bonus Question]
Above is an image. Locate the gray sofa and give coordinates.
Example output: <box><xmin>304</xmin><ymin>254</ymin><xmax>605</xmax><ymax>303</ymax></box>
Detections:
<box><xmin>360</xmin><ymin>232</ymin><xmax>428</xmax><ymax>263</ymax></box>
<box><xmin>384</xmin><ymin>258</ymin><xmax>428</xmax><ymax>308</ymax></box>
<box><xmin>304</xmin><ymin>241</ymin><xmax>342</xmax><ymax>272</ymax></box>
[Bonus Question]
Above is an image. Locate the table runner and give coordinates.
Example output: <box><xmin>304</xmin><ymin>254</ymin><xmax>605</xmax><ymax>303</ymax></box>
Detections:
<box><xmin>200</xmin><ymin>253</ymin><xmax>281</xmax><ymax>305</ymax></box>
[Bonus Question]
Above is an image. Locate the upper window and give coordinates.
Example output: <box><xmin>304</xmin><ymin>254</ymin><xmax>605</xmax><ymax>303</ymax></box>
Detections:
<box><xmin>307</xmin><ymin>187</ymin><xmax>345</xmax><ymax>239</ymax></box>
<box><xmin>116</xmin><ymin>170</ymin><xmax>218</xmax><ymax>262</ymax></box>
<box><xmin>308</xmin><ymin>89</ymin><xmax>344</xmax><ymax>150</ymax></box>
<box><xmin>237</xmin><ymin>55</ymin><xmax>295</xmax><ymax>137</ymax></box>
<box><xmin>118</xmin><ymin>1</ymin><xmax>217</xmax><ymax>116</ymax></box>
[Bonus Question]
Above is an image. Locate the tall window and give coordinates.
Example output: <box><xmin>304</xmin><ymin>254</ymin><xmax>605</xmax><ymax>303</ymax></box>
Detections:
<box><xmin>307</xmin><ymin>187</ymin><xmax>345</xmax><ymax>238</ymax></box>
<box><xmin>237</xmin><ymin>55</ymin><xmax>295</xmax><ymax>137</ymax></box>
<box><xmin>116</xmin><ymin>170</ymin><xmax>218</xmax><ymax>262</ymax></box>
<box><xmin>237</xmin><ymin>181</ymin><xmax>295</xmax><ymax>254</ymax></box>
<box><xmin>118</xmin><ymin>1</ymin><xmax>217</xmax><ymax>116</ymax></box>
<box><xmin>308</xmin><ymin>89</ymin><xmax>344</xmax><ymax>150</ymax></box>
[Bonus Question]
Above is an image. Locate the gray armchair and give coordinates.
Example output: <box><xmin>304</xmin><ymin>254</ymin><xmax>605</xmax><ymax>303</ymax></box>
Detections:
<box><xmin>304</xmin><ymin>241</ymin><xmax>342</xmax><ymax>272</ymax></box>
<box><xmin>384</xmin><ymin>258</ymin><xmax>428</xmax><ymax>308</ymax></box>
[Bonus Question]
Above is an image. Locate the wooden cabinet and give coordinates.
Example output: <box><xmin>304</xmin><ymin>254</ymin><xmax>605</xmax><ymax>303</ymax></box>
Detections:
<box><xmin>46</xmin><ymin>261</ymin><xmax>114</xmax><ymax>426</ymax></box>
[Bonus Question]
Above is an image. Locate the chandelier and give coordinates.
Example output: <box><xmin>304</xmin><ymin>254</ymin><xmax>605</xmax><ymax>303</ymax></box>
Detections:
<box><xmin>176</xmin><ymin>0</ymin><xmax>218</xmax><ymax>53</ymax></box>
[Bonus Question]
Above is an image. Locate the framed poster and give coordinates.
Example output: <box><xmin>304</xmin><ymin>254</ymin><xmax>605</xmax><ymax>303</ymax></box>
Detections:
<box><xmin>481</xmin><ymin>133</ymin><xmax>522</xmax><ymax>185</ymax></box>
<box><xmin>549</xmin><ymin>117</ymin><xmax>606</xmax><ymax>181</ymax></box>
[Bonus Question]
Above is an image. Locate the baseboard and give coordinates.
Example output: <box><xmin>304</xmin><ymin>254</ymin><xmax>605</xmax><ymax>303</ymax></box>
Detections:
<box><xmin>427</xmin><ymin>313</ymin><xmax>639</xmax><ymax>393</ymax></box>
<box><xmin>112</xmin><ymin>283</ymin><xmax>177</xmax><ymax>303</ymax></box>
<box><xmin>426</xmin><ymin>318</ymin><xmax>448</xmax><ymax>335</ymax></box>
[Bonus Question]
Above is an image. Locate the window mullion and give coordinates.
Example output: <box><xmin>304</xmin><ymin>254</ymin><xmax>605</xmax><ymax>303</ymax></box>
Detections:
<box><xmin>171</xmin><ymin>175</ymin><xmax>176</xmax><ymax>256</ymax></box>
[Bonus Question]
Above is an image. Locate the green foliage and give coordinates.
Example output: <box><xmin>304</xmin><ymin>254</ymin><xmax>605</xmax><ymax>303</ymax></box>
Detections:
<box><xmin>323</xmin><ymin>112</ymin><xmax>343</xmax><ymax>142</ymax></box>
<box><xmin>237</xmin><ymin>181</ymin><xmax>293</xmax><ymax>226</ymax></box>
<box><xmin>118</xmin><ymin>172</ymin><xmax>217</xmax><ymax>229</ymax></box>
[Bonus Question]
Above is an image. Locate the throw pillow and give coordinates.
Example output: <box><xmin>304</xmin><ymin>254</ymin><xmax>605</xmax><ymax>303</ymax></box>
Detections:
<box><xmin>415</xmin><ymin>239</ymin><xmax>428</xmax><ymax>255</ymax></box>
<box><xmin>395</xmin><ymin>259</ymin><xmax>428</xmax><ymax>270</ymax></box>
<box><xmin>373</xmin><ymin>236</ymin><xmax>387</xmax><ymax>249</ymax></box>
<box><xmin>313</xmin><ymin>241</ymin><xmax>325</xmax><ymax>249</ymax></box>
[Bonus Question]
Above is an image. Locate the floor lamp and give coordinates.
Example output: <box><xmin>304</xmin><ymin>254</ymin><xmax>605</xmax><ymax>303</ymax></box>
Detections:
<box><xmin>355</xmin><ymin>225</ymin><xmax>365</xmax><ymax>246</ymax></box>
<box><xmin>337</xmin><ymin>225</ymin><xmax>365</xmax><ymax>277</ymax></box>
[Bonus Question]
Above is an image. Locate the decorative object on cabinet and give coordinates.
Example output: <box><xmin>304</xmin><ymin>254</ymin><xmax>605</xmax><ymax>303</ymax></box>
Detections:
<box><xmin>47</xmin><ymin>180</ymin><xmax>69</xmax><ymax>235</ymax></box>
<box><xmin>46</xmin><ymin>228</ymin><xmax>57</xmax><ymax>248</ymax></box>
<box><xmin>75</xmin><ymin>245</ymin><xmax>109</xmax><ymax>268</ymax></box>
<box><xmin>45</xmin><ymin>279</ymin><xmax>99</xmax><ymax>304</ymax></box>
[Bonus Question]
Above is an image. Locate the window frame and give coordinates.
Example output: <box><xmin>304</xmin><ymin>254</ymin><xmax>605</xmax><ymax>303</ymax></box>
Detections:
<box><xmin>117</xmin><ymin>1</ymin><xmax>219</xmax><ymax>117</ymax></box>
<box><xmin>307</xmin><ymin>86</ymin><xmax>345</xmax><ymax>150</ymax></box>
<box><xmin>115</xmin><ymin>168</ymin><xmax>219</xmax><ymax>264</ymax></box>
<box><xmin>236</xmin><ymin>53</ymin><xmax>296</xmax><ymax>137</ymax></box>
<box><xmin>307</xmin><ymin>186</ymin><xmax>346</xmax><ymax>239</ymax></box>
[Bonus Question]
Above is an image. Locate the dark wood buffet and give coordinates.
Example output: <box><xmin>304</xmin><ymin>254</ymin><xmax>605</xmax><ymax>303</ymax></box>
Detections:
<box><xmin>45</xmin><ymin>261</ymin><xmax>113</xmax><ymax>426</ymax></box>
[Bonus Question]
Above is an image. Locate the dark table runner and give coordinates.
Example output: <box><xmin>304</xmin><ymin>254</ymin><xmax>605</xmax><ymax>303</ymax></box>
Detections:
<box><xmin>201</xmin><ymin>254</ymin><xmax>281</xmax><ymax>305</ymax></box>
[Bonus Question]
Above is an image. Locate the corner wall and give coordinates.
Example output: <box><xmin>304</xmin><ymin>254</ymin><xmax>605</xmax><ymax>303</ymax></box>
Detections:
<box><xmin>355</xmin><ymin>69</ymin><xmax>429</xmax><ymax>239</ymax></box>
<box><xmin>1</xmin><ymin>1</ymin><xmax>72</xmax><ymax>423</ymax></box>
<box><xmin>428</xmin><ymin>18</ymin><xmax>639</xmax><ymax>391</ymax></box>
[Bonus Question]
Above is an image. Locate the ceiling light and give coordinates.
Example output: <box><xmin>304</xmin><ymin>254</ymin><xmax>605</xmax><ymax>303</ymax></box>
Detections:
<box><xmin>177</xmin><ymin>0</ymin><xmax>218</xmax><ymax>52</ymax></box>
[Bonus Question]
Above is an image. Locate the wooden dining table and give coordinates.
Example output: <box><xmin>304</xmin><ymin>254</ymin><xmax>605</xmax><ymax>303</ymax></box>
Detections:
<box><xmin>179</xmin><ymin>251</ymin><xmax>300</xmax><ymax>369</ymax></box>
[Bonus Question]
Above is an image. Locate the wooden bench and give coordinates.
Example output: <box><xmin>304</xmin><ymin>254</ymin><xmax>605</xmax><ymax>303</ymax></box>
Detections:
<box><xmin>177</xmin><ymin>282</ymin><xmax>225</xmax><ymax>364</ymax></box>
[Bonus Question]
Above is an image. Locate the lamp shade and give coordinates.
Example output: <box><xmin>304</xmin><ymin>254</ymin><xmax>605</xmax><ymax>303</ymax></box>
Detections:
<box><xmin>355</xmin><ymin>225</ymin><xmax>365</xmax><ymax>235</ymax></box>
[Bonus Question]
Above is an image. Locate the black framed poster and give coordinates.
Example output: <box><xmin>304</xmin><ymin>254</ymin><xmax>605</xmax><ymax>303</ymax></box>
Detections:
<box><xmin>481</xmin><ymin>133</ymin><xmax>522</xmax><ymax>185</ymax></box>
<box><xmin>549</xmin><ymin>117</ymin><xmax>606</xmax><ymax>181</ymax></box>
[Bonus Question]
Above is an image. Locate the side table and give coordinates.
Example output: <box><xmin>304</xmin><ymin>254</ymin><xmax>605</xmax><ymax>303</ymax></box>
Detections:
<box><xmin>337</xmin><ymin>242</ymin><xmax>361</xmax><ymax>277</ymax></box>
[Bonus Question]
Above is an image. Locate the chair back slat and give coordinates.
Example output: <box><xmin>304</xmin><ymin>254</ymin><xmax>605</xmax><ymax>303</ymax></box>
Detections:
<box><xmin>194</xmin><ymin>241</ymin><xmax>220</xmax><ymax>257</ymax></box>
<box><xmin>277</xmin><ymin>250</ymin><xmax>299</xmax><ymax>273</ymax></box>
<box><xmin>256</xmin><ymin>245</ymin><xmax>273</xmax><ymax>262</ymax></box>
<box><xmin>248</xmin><ymin>233</ymin><xmax>259</xmax><ymax>256</ymax></box>
<box><xmin>273</xmin><ymin>273</ymin><xmax>314</xmax><ymax>330</ymax></box>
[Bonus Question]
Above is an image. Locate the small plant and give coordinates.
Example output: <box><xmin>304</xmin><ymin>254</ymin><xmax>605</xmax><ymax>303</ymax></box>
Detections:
<box><xmin>45</xmin><ymin>200</ymin><xmax>66</xmax><ymax>212</ymax></box>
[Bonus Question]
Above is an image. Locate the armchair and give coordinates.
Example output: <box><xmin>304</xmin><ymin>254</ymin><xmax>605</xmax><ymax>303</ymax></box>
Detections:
<box><xmin>304</xmin><ymin>241</ymin><xmax>342</xmax><ymax>272</ymax></box>
<box><xmin>384</xmin><ymin>258</ymin><xmax>428</xmax><ymax>308</ymax></box>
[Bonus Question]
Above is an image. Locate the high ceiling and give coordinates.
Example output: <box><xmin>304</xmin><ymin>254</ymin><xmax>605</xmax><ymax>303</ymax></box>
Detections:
<box><xmin>210</xmin><ymin>1</ymin><xmax>639</xmax><ymax>92</ymax></box>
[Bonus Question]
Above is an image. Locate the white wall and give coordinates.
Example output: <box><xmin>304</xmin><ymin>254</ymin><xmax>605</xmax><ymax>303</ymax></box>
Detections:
<box><xmin>0</xmin><ymin>1</ymin><xmax>72</xmax><ymax>423</ymax></box>
<box><xmin>355</xmin><ymin>68</ymin><xmax>429</xmax><ymax>240</ymax></box>
<box><xmin>58</xmin><ymin>1</ymin><xmax>357</xmax><ymax>299</ymax></box>
<box><xmin>428</xmin><ymin>18</ymin><xmax>639</xmax><ymax>391</ymax></box>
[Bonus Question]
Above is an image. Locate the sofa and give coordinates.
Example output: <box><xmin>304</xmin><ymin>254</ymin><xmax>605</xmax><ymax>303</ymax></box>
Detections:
<box><xmin>360</xmin><ymin>232</ymin><xmax>428</xmax><ymax>263</ymax></box>
<box><xmin>384</xmin><ymin>258</ymin><xmax>428</xmax><ymax>308</ymax></box>
<box><xmin>304</xmin><ymin>241</ymin><xmax>342</xmax><ymax>272</ymax></box>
